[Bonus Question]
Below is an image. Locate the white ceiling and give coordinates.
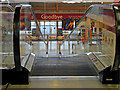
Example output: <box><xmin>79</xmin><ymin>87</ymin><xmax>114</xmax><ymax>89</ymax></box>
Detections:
<box><xmin>7</xmin><ymin>0</ymin><xmax>114</xmax><ymax>3</ymax></box>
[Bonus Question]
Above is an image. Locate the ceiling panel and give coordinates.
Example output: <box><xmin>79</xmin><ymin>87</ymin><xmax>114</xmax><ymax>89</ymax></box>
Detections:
<box><xmin>8</xmin><ymin>0</ymin><xmax>114</xmax><ymax>3</ymax></box>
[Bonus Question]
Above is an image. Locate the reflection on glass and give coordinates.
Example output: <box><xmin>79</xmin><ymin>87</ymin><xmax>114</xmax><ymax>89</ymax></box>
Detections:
<box><xmin>0</xmin><ymin>6</ymin><xmax>14</xmax><ymax>69</ymax></box>
<box><xmin>66</xmin><ymin>5</ymin><xmax>116</xmax><ymax>69</ymax></box>
<box><xmin>20</xmin><ymin>7</ymin><xmax>33</xmax><ymax>67</ymax></box>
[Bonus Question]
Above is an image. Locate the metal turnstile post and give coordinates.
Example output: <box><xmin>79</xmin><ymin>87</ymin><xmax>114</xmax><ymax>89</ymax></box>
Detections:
<box><xmin>72</xmin><ymin>44</ymin><xmax>76</xmax><ymax>54</ymax></box>
<box><xmin>46</xmin><ymin>35</ymin><xmax>49</xmax><ymax>56</ymax></box>
<box><xmin>59</xmin><ymin>43</ymin><xmax>61</xmax><ymax>55</ymax></box>
<box><xmin>68</xmin><ymin>38</ymin><xmax>70</xmax><ymax>54</ymax></box>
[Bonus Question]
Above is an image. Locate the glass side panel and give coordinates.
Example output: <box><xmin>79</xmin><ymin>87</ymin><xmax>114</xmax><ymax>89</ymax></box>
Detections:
<box><xmin>69</xmin><ymin>5</ymin><xmax>116</xmax><ymax>68</ymax></box>
<box><xmin>20</xmin><ymin>5</ymin><xmax>45</xmax><ymax>67</ymax></box>
<box><xmin>20</xmin><ymin>7</ymin><xmax>33</xmax><ymax>67</ymax></box>
<box><xmin>0</xmin><ymin>6</ymin><xmax>14</xmax><ymax>69</ymax></box>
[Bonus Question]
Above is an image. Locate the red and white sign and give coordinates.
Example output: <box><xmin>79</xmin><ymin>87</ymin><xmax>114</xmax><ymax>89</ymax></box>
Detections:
<box><xmin>21</xmin><ymin>13</ymin><xmax>84</xmax><ymax>20</ymax></box>
<box><xmin>114</xmin><ymin>0</ymin><xmax>120</xmax><ymax>2</ymax></box>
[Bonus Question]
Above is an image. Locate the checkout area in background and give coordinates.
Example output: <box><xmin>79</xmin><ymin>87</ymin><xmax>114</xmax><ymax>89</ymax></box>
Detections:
<box><xmin>20</xmin><ymin>13</ymin><xmax>84</xmax><ymax>41</ymax></box>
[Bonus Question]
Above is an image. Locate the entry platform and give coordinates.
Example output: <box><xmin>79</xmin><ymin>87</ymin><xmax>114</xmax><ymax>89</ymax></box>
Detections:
<box><xmin>2</xmin><ymin>76</ymin><xmax>119</xmax><ymax>89</ymax></box>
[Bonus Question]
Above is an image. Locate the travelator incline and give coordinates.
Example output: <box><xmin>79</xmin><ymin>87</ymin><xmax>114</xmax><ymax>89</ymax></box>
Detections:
<box><xmin>1</xmin><ymin>3</ymin><xmax>120</xmax><ymax>85</ymax></box>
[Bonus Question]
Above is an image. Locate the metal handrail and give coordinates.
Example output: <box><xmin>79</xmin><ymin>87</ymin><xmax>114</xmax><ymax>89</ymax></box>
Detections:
<box><xmin>20</xmin><ymin>4</ymin><xmax>47</xmax><ymax>45</ymax></box>
<box><xmin>0</xmin><ymin>4</ymin><xmax>13</xmax><ymax>11</ymax></box>
<box><xmin>60</xmin><ymin>7</ymin><xmax>92</xmax><ymax>47</ymax></box>
<box><xmin>60</xmin><ymin>4</ymin><xmax>113</xmax><ymax>46</ymax></box>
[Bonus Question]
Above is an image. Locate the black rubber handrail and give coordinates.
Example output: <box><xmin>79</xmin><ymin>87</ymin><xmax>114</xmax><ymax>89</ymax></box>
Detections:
<box><xmin>13</xmin><ymin>4</ymin><xmax>47</xmax><ymax>71</ymax></box>
<box><xmin>112</xmin><ymin>5</ymin><xmax>120</xmax><ymax>71</ymax></box>
<box><xmin>13</xmin><ymin>5</ymin><xmax>22</xmax><ymax>71</ymax></box>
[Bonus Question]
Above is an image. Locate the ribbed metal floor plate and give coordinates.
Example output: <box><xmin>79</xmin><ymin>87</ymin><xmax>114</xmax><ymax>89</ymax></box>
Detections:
<box><xmin>31</xmin><ymin>54</ymin><xmax>97</xmax><ymax>76</ymax></box>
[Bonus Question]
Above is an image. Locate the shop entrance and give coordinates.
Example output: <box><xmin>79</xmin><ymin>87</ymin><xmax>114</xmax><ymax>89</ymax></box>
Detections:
<box><xmin>40</xmin><ymin>21</ymin><xmax>57</xmax><ymax>39</ymax></box>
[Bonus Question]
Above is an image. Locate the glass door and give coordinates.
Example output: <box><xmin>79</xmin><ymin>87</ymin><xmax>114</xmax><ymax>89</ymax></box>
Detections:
<box><xmin>40</xmin><ymin>21</ymin><xmax>56</xmax><ymax>39</ymax></box>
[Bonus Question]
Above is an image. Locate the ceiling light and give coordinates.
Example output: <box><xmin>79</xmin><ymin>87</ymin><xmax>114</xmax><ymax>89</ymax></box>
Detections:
<box><xmin>20</xmin><ymin>4</ymin><xmax>31</xmax><ymax>7</ymax></box>
<box><xmin>67</xmin><ymin>1</ymin><xmax>76</xmax><ymax>3</ymax></box>
<box><xmin>83</xmin><ymin>1</ymin><xmax>86</xmax><ymax>3</ymax></box>
<box><xmin>62</xmin><ymin>0</ymin><xmax>67</xmax><ymax>3</ymax></box>
<box><xmin>114</xmin><ymin>6</ymin><xmax>118</xmax><ymax>10</ymax></box>
<box><xmin>1</xmin><ymin>0</ymin><xmax>5</xmax><ymax>1</ymax></box>
<box><xmin>1</xmin><ymin>0</ymin><xmax>8</xmax><ymax>2</ymax></box>
<box><xmin>62</xmin><ymin>0</ymin><xmax>82</xmax><ymax>3</ymax></box>
<box><xmin>82</xmin><ymin>0</ymin><xmax>92</xmax><ymax>3</ymax></box>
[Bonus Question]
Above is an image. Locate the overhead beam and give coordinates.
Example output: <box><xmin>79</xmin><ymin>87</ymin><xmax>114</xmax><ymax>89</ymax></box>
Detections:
<box><xmin>33</xmin><ymin>7</ymin><xmax>56</xmax><ymax>10</ymax></box>
<box><xmin>33</xmin><ymin>7</ymin><xmax>88</xmax><ymax>10</ymax></box>
<box><xmin>59</xmin><ymin>7</ymin><xmax>88</xmax><ymax>10</ymax></box>
<box><xmin>103</xmin><ymin>2</ymin><xmax>113</xmax><ymax>4</ymax></box>
<box><xmin>56</xmin><ymin>2</ymin><xmax>59</xmax><ymax>12</ymax></box>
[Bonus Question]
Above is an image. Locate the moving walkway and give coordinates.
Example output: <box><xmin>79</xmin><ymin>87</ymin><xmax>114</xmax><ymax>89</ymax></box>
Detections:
<box><xmin>1</xmin><ymin>3</ymin><xmax>120</xmax><ymax>88</ymax></box>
